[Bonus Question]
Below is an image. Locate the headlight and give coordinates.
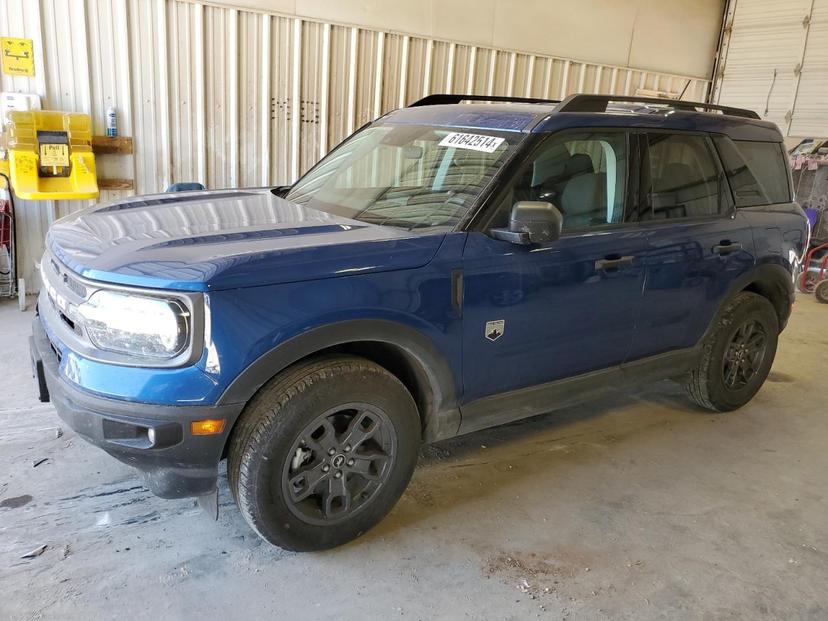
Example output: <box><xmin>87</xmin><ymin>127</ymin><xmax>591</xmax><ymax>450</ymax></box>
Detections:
<box><xmin>78</xmin><ymin>290</ymin><xmax>190</xmax><ymax>359</ymax></box>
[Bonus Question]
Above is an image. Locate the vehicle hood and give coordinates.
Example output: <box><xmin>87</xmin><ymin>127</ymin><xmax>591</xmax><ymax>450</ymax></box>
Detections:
<box><xmin>47</xmin><ymin>189</ymin><xmax>445</xmax><ymax>291</ymax></box>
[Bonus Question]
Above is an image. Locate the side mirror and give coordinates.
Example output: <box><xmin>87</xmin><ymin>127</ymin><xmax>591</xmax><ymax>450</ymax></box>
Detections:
<box><xmin>491</xmin><ymin>201</ymin><xmax>563</xmax><ymax>245</ymax></box>
<box><xmin>165</xmin><ymin>182</ymin><xmax>205</xmax><ymax>193</ymax></box>
<box><xmin>271</xmin><ymin>185</ymin><xmax>293</xmax><ymax>198</ymax></box>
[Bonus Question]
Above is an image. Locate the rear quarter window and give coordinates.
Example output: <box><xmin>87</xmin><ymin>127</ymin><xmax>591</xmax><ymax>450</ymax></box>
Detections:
<box><xmin>713</xmin><ymin>137</ymin><xmax>791</xmax><ymax>206</ymax></box>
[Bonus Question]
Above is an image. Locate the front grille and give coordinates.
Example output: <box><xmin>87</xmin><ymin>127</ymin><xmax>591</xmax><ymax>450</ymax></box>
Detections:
<box><xmin>63</xmin><ymin>273</ymin><xmax>87</xmax><ymax>298</ymax></box>
<box><xmin>42</xmin><ymin>252</ymin><xmax>86</xmax><ymax>305</ymax></box>
<box><xmin>45</xmin><ymin>296</ymin><xmax>75</xmax><ymax>333</ymax></box>
<box><xmin>41</xmin><ymin>251</ymin><xmax>90</xmax><ymax>343</ymax></box>
<box><xmin>49</xmin><ymin>256</ymin><xmax>87</xmax><ymax>298</ymax></box>
<box><xmin>58</xmin><ymin>310</ymin><xmax>76</xmax><ymax>332</ymax></box>
<box><xmin>49</xmin><ymin>339</ymin><xmax>62</xmax><ymax>364</ymax></box>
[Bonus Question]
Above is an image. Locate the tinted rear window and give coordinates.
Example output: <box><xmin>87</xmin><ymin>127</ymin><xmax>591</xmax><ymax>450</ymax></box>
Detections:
<box><xmin>641</xmin><ymin>133</ymin><xmax>726</xmax><ymax>220</ymax></box>
<box><xmin>714</xmin><ymin>137</ymin><xmax>790</xmax><ymax>206</ymax></box>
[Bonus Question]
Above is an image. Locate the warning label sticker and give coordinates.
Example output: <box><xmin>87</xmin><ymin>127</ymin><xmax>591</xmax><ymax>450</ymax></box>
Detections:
<box><xmin>1</xmin><ymin>37</ymin><xmax>35</xmax><ymax>77</ymax></box>
<box><xmin>40</xmin><ymin>143</ymin><xmax>69</xmax><ymax>167</ymax></box>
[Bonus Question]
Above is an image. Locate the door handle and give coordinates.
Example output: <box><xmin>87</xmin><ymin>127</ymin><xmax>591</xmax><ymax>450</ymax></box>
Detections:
<box><xmin>451</xmin><ymin>269</ymin><xmax>464</xmax><ymax>317</ymax></box>
<box><xmin>712</xmin><ymin>241</ymin><xmax>743</xmax><ymax>255</ymax></box>
<box><xmin>594</xmin><ymin>255</ymin><xmax>635</xmax><ymax>271</ymax></box>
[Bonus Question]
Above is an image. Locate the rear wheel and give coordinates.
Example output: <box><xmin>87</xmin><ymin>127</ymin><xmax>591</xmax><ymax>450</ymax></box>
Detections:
<box><xmin>815</xmin><ymin>279</ymin><xmax>828</xmax><ymax>304</ymax></box>
<box><xmin>798</xmin><ymin>272</ymin><xmax>816</xmax><ymax>294</ymax></box>
<box><xmin>227</xmin><ymin>355</ymin><xmax>420</xmax><ymax>551</ymax></box>
<box><xmin>685</xmin><ymin>292</ymin><xmax>778</xmax><ymax>412</ymax></box>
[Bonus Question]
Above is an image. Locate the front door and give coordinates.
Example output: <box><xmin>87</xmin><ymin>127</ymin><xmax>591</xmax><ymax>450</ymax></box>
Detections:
<box><xmin>460</xmin><ymin>129</ymin><xmax>647</xmax><ymax>420</ymax></box>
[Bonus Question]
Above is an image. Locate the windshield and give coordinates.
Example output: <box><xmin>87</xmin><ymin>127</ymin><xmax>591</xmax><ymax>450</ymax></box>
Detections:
<box><xmin>285</xmin><ymin>124</ymin><xmax>521</xmax><ymax>231</ymax></box>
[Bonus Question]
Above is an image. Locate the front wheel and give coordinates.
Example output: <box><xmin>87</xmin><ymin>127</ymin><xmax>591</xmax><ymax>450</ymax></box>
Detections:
<box><xmin>685</xmin><ymin>292</ymin><xmax>779</xmax><ymax>412</ymax></box>
<box><xmin>227</xmin><ymin>355</ymin><xmax>420</xmax><ymax>551</ymax></box>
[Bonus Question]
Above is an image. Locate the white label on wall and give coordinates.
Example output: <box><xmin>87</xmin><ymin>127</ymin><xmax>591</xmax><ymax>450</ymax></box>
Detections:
<box><xmin>438</xmin><ymin>132</ymin><xmax>505</xmax><ymax>153</ymax></box>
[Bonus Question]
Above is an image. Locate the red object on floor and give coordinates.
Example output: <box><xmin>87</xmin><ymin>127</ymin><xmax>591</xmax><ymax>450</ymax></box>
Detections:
<box><xmin>0</xmin><ymin>199</ymin><xmax>10</xmax><ymax>250</ymax></box>
<box><xmin>799</xmin><ymin>241</ymin><xmax>828</xmax><ymax>293</ymax></box>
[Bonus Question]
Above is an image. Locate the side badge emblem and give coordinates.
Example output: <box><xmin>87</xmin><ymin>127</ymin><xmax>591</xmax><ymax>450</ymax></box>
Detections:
<box><xmin>485</xmin><ymin>319</ymin><xmax>505</xmax><ymax>342</ymax></box>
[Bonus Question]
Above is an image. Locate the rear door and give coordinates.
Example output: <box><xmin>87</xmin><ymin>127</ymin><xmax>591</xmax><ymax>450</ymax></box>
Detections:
<box><xmin>628</xmin><ymin>131</ymin><xmax>756</xmax><ymax>361</ymax></box>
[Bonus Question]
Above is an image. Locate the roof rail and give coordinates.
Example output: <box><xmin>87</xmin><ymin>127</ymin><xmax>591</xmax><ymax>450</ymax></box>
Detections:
<box><xmin>554</xmin><ymin>94</ymin><xmax>761</xmax><ymax>119</ymax></box>
<box><xmin>409</xmin><ymin>94</ymin><xmax>561</xmax><ymax>107</ymax></box>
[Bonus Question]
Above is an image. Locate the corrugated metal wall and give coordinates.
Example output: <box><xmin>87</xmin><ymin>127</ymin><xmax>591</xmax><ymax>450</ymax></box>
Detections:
<box><xmin>713</xmin><ymin>0</ymin><xmax>828</xmax><ymax>137</ymax></box>
<box><xmin>1</xmin><ymin>0</ymin><xmax>711</xmax><ymax>292</ymax></box>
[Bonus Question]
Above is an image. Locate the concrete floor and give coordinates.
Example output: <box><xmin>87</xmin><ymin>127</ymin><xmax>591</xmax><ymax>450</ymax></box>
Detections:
<box><xmin>1</xmin><ymin>295</ymin><xmax>826</xmax><ymax>621</ymax></box>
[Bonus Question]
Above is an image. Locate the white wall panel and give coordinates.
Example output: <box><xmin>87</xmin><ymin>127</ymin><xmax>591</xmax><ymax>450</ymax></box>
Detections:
<box><xmin>268</xmin><ymin>15</ymin><xmax>295</xmax><ymax>185</ymax></box>
<box><xmin>169</xmin><ymin>0</ymin><xmax>205</xmax><ymax>185</ymax></box>
<box><xmin>128</xmin><ymin>0</ymin><xmax>173</xmax><ymax>193</ymax></box>
<box><xmin>2</xmin><ymin>0</ymin><xmax>711</xmax><ymax>293</ymax></box>
<box><xmin>198</xmin><ymin>0</ymin><xmax>725</xmax><ymax>79</ymax></box>
<box><xmin>41</xmin><ymin>0</ymin><xmax>92</xmax><ymax>114</ymax></box>
<box><xmin>88</xmin><ymin>0</ymin><xmax>134</xmax><ymax>179</ymax></box>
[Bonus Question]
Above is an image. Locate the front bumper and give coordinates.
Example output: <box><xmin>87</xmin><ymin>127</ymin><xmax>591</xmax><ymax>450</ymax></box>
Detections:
<box><xmin>30</xmin><ymin>314</ymin><xmax>244</xmax><ymax>499</ymax></box>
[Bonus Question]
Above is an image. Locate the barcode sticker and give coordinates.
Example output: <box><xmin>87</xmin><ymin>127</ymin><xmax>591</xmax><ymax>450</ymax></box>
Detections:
<box><xmin>438</xmin><ymin>132</ymin><xmax>505</xmax><ymax>153</ymax></box>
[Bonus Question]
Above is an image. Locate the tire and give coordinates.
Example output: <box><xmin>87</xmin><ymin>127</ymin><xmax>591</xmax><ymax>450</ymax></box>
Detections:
<box><xmin>227</xmin><ymin>355</ymin><xmax>420</xmax><ymax>551</ymax></box>
<box><xmin>815</xmin><ymin>280</ymin><xmax>828</xmax><ymax>304</ymax></box>
<box><xmin>798</xmin><ymin>273</ymin><xmax>816</xmax><ymax>294</ymax></box>
<box><xmin>685</xmin><ymin>292</ymin><xmax>779</xmax><ymax>412</ymax></box>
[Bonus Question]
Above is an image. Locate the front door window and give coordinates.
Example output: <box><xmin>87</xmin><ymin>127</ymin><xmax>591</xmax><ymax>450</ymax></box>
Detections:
<box><xmin>486</xmin><ymin>131</ymin><xmax>630</xmax><ymax>232</ymax></box>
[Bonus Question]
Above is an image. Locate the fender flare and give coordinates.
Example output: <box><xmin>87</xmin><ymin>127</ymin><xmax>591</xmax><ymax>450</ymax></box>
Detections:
<box><xmin>705</xmin><ymin>262</ymin><xmax>795</xmax><ymax>339</ymax></box>
<box><xmin>217</xmin><ymin>319</ymin><xmax>461</xmax><ymax>441</ymax></box>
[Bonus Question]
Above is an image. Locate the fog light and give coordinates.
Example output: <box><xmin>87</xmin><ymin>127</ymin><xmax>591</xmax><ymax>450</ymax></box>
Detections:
<box><xmin>191</xmin><ymin>419</ymin><xmax>226</xmax><ymax>436</ymax></box>
<box><xmin>147</xmin><ymin>427</ymin><xmax>156</xmax><ymax>445</ymax></box>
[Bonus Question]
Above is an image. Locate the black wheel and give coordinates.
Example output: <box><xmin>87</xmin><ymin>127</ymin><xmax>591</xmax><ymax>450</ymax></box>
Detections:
<box><xmin>227</xmin><ymin>355</ymin><xmax>420</xmax><ymax>551</ymax></box>
<box><xmin>685</xmin><ymin>292</ymin><xmax>779</xmax><ymax>412</ymax></box>
<box><xmin>798</xmin><ymin>273</ymin><xmax>816</xmax><ymax>294</ymax></box>
<box><xmin>815</xmin><ymin>279</ymin><xmax>828</xmax><ymax>304</ymax></box>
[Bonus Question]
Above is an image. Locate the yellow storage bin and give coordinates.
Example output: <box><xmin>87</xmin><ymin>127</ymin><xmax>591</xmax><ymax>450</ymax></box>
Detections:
<box><xmin>5</xmin><ymin>110</ymin><xmax>98</xmax><ymax>200</ymax></box>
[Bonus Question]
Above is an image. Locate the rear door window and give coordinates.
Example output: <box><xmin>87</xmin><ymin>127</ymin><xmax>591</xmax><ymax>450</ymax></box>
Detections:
<box><xmin>640</xmin><ymin>133</ymin><xmax>726</xmax><ymax>220</ymax></box>
<box><xmin>714</xmin><ymin>137</ymin><xmax>791</xmax><ymax>206</ymax></box>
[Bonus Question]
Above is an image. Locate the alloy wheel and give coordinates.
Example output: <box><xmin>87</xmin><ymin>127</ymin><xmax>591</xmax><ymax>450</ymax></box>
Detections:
<box><xmin>722</xmin><ymin>319</ymin><xmax>767</xmax><ymax>390</ymax></box>
<box><xmin>280</xmin><ymin>403</ymin><xmax>397</xmax><ymax>526</ymax></box>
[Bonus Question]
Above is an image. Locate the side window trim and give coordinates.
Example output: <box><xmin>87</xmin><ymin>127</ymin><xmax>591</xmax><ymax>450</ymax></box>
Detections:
<box><xmin>627</xmin><ymin>131</ymin><xmax>647</xmax><ymax>225</ymax></box>
<box><xmin>779</xmin><ymin>142</ymin><xmax>794</xmax><ymax>203</ymax></box>
<box><xmin>708</xmin><ymin>134</ymin><xmax>736</xmax><ymax>217</ymax></box>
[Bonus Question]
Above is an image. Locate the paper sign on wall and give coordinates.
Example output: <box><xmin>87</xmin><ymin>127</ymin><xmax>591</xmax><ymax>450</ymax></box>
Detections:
<box><xmin>1</xmin><ymin>38</ymin><xmax>35</xmax><ymax>77</ymax></box>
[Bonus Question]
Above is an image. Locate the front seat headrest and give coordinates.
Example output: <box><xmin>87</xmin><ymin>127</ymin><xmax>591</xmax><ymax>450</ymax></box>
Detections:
<box><xmin>564</xmin><ymin>153</ymin><xmax>595</xmax><ymax>178</ymax></box>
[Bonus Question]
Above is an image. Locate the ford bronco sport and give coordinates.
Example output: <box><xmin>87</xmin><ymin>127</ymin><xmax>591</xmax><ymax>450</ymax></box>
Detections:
<box><xmin>30</xmin><ymin>94</ymin><xmax>809</xmax><ymax>550</ymax></box>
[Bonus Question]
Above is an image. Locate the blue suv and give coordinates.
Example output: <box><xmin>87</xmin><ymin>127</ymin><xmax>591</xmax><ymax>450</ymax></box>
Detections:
<box><xmin>30</xmin><ymin>94</ymin><xmax>809</xmax><ymax>550</ymax></box>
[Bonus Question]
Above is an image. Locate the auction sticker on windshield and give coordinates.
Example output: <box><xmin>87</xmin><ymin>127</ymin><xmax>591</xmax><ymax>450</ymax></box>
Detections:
<box><xmin>439</xmin><ymin>132</ymin><xmax>505</xmax><ymax>153</ymax></box>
